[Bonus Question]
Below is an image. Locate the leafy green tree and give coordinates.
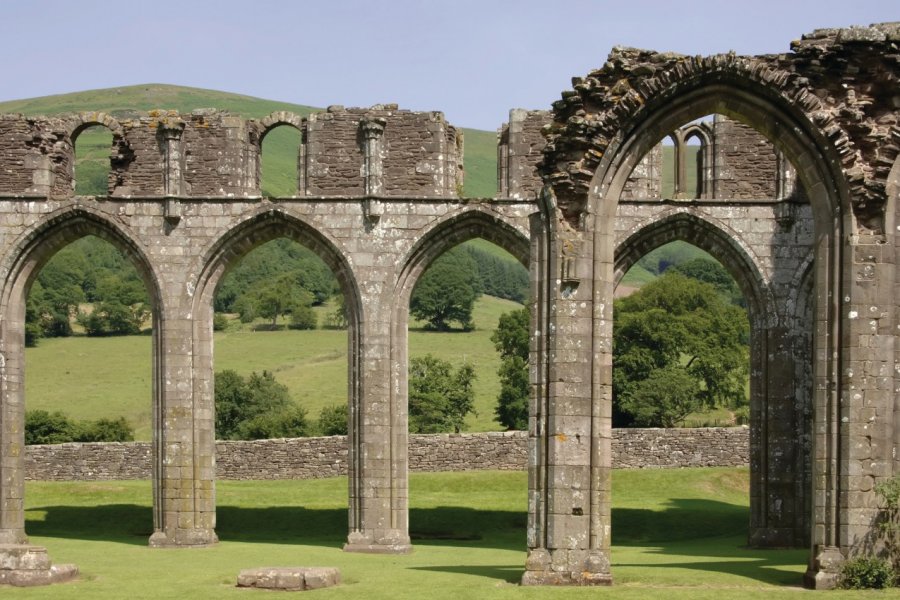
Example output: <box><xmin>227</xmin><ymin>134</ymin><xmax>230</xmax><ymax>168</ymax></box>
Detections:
<box><xmin>613</xmin><ymin>272</ymin><xmax>749</xmax><ymax>427</ymax></box>
<box><xmin>288</xmin><ymin>303</ymin><xmax>317</xmax><ymax>330</ymax></box>
<box><xmin>672</xmin><ymin>258</ymin><xmax>744</xmax><ymax>307</ymax></box>
<box><xmin>410</xmin><ymin>250</ymin><xmax>481</xmax><ymax>331</ymax></box>
<box><xmin>233</xmin><ymin>274</ymin><xmax>316</xmax><ymax>329</ymax></box>
<box><xmin>318</xmin><ymin>404</ymin><xmax>349</xmax><ymax>436</ymax></box>
<box><xmin>491</xmin><ymin>308</ymin><xmax>530</xmax><ymax>430</ymax></box>
<box><xmin>214</xmin><ymin>369</ymin><xmax>307</xmax><ymax>440</ymax></box>
<box><xmin>76</xmin><ymin>417</ymin><xmax>135</xmax><ymax>442</ymax></box>
<box><xmin>77</xmin><ymin>301</ymin><xmax>149</xmax><ymax>336</ymax></box>
<box><xmin>408</xmin><ymin>354</ymin><xmax>476</xmax><ymax>433</ymax></box>
<box><xmin>25</xmin><ymin>410</ymin><xmax>135</xmax><ymax>444</ymax></box>
<box><xmin>235</xmin><ymin>405</ymin><xmax>309</xmax><ymax>440</ymax></box>
<box><xmin>215</xmin><ymin>239</ymin><xmax>336</xmax><ymax>313</ymax></box>
<box><xmin>25</xmin><ymin>410</ymin><xmax>78</xmax><ymax>445</ymax></box>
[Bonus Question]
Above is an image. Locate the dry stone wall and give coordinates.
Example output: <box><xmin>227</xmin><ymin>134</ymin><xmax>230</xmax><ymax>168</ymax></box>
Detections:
<box><xmin>24</xmin><ymin>428</ymin><xmax>748</xmax><ymax>481</ymax></box>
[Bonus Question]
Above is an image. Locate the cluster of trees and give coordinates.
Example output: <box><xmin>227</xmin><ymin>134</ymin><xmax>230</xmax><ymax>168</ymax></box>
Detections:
<box><xmin>26</xmin><ymin>237</ymin><xmax>151</xmax><ymax>346</ymax></box>
<box><xmin>216</xmin><ymin>239</ymin><xmax>335</xmax><ymax>329</ymax></box>
<box><xmin>25</xmin><ymin>410</ymin><xmax>134</xmax><ymax>444</ymax></box>
<box><xmin>214</xmin><ymin>369</ymin><xmax>350</xmax><ymax>440</ymax></box>
<box><xmin>410</xmin><ymin>244</ymin><xmax>528</xmax><ymax>331</ymax></box>
<box><xmin>408</xmin><ymin>354</ymin><xmax>476</xmax><ymax>433</ymax></box>
<box><xmin>490</xmin><ymin>257</ymin><xmax>750</xmax><ymax>430</ymax></box>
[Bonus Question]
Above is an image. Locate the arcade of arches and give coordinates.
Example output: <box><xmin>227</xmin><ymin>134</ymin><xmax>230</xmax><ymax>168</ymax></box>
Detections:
<box><xmin>0</xmin><ymin>22</ymin><xmax>897</xmax><ymax>590</ymax></box>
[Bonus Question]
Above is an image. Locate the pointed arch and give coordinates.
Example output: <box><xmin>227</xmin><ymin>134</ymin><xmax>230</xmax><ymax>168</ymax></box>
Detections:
<box><xmin>613</xmin><ymin>209</ymin><xmax>774</xmax><ymax>324</ymax></box>
<box><xmin>188</xmin><ymin>206</ymin><xmax>362</xmax><ymax>541</ymax></box>
<box><xmin>0</xmin><ymin>205</ymin><xmax>162</xmax><ymax>546</ymax></box>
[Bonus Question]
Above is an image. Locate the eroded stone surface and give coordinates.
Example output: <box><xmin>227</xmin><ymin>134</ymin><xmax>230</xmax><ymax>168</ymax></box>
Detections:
<box><xmin>236</xmin><ymin>567</ymin><xmax>340</xmax><ymax>591</ymax></box>
<box><xmin>0</xmin><ymin>545</ymin><xmax>77</xmax><ymax>587</ymax></box>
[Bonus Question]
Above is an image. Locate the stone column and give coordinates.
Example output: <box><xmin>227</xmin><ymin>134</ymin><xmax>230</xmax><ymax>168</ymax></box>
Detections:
<box><xmin>0</xmin><ymin>273</ymin><xmax>78</xmax><ymax>584</ymax></box>
<box><xmin>523</xmin><ymin>198</ymin><xmax>611</xmax><ymax>585</ymax></box>
<box><xmin>148</xmin><ymin>311</ymin><xmax>217</xmax><ymax>548</ymax></box>
<box><xmin>344</xmin><ymin>261</ymin><xmax>411</xmax><ymax>554</ymax></box>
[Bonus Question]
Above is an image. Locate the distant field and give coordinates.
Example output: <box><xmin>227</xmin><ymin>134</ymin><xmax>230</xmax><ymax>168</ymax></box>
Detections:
<box><xmin>25</xmin><ymin>294</ymin><xmax>521</xmax><ymax>440</ymax></box>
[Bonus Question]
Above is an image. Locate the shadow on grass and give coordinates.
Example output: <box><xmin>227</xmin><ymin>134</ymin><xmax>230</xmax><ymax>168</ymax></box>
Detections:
<box><xmin>26</xmin><ymin>498</ymin><xmax>805</xmax><ymax>586</ymax></box>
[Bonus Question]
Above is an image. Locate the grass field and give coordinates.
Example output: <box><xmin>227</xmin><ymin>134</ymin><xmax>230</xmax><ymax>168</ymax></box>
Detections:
<box><xmin>13</xmin><ymin>467</ymin><xmax>845</xmax><ymax>599</ymax></box>
<box><xmin>24</xmin><ymin>294</ymin><xmax>521</xmax><ymax>439</ymax></box>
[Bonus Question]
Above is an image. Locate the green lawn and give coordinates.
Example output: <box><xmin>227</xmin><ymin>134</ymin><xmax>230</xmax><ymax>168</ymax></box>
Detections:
<box><xmin>13</xmin><ymin>467</ymin><xmax>847</xmax><ymax>599</ymax></box>
<box><xmin>25</xmin><ymin>295</ymin><xmax>521</xmax><ymax>439</ymax></box>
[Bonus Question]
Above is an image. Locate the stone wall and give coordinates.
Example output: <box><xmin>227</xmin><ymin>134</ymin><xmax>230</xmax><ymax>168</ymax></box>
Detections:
<box><xmin>24</xmin><ymin>428</ymin><xmax>748</xmax><ymax>481</ymax></box>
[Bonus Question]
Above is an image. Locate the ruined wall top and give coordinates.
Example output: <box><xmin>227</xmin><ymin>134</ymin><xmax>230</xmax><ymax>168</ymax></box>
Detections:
<box><xmin>0</xmin><ymin>105</ymin><xmax>463</xmax><ymax>200</ymax></box>
<box><xmin>539</xmin><ymin>22</ymin><xmax>900</xmax><ymax>232</ymax></box>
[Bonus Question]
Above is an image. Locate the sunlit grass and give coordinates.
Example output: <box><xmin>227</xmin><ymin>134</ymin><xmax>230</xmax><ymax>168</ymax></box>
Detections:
<box><xmin>13</xmin><ymin>468</ymin><xmax>831</xmax><ymax>599</ymax></box>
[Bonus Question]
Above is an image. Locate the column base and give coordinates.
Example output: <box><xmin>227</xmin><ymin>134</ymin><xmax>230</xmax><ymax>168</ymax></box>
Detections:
<box><xmin>343</xmin><ymin>530</ymin><xmax>412</xmax><ymax>554</ymax></box>
<box><xmin>803</xmin><ymin>545</ymin><xmax>843</xmax><ymax>590</ymax></box>
<box><xmin>0</xmin><ymin>544</ymin><xmax>78</xmax><ymax>587</ymax></box>
<box><xmin>521</xmin><ymin>548</ymin><xmax>612</xmax><ymax>586</ymax></box>
<box><xmin>148</xmin><ymin>528</ymin><xmax>218</xmax><ymax>548</ymax></box>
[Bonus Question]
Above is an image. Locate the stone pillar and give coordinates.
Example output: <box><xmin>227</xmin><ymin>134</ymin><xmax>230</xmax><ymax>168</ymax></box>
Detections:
<box><xmin>523</xmin><ymin>199</ymin><xmax>611</xmax><ymax>585</ymax></box>
<box><xmin>159</xmin><ymin>121</ymin><xmax>185</xmax><ymax>223</ymax></box>
<box><xmin>344</xmin><ymin>265</ymin><xmax>411</xmax><ymax>554</ymax></box>
<box><xmin>0</xmin><ymin>280</ymin><xmax>78</xmax><ymax>584</ymax></box>
<box><xmin>361</xmin><ymin>117</ymin><xmax>386</xmax><ymax>196</ymax></box>
<box><xmin>148</xmin><ymin>312</ymin><xmax>217</xmax><ymax>548</ymax></box>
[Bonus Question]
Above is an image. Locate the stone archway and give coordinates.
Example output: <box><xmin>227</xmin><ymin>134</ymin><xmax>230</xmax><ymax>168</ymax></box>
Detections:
<box><xmin>182</xmin><ymin>207</ymin><xmax>363</xmax><ymax>549</ymax></box>
<box><xmin>525</xmin><ymin>46</ymin><xmax>872</xmax><ymax>587</ymax></box>
<box><xmin>368</xmin><ymin>206</ymin><xmax>532</xmax><ymax>553</ymax></box>
<box><xmin>0</xmin><ymin>206</ymin><xmax>162</xmax><ymax>580</ymax></box>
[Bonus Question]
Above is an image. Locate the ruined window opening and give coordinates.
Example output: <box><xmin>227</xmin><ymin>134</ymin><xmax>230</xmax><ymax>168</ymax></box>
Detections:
<box><xmin>260</xmin><ymin>125</ymin><xmax>302</xmax><ymax>198</ymax></box>
<box><xmin>683</xmin><ymin>134</ymin><xmax>703</xmax><ymax>199</ymax></box>
<box><xmin>660</xmin><ymin>134</ymin><xmax>678</xmax><ymax>199</ymax></box>
<box><xmin>73</xmin><ymin>125</ymin><xmax>113</xmax><ymax>196</ymax></box>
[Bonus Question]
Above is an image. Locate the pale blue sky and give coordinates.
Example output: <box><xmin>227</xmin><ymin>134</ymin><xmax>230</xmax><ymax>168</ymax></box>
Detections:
<box><xmin>2</xmin><ymin>0</ymin><xmax>896</xmax><ymax>130</ymax></box>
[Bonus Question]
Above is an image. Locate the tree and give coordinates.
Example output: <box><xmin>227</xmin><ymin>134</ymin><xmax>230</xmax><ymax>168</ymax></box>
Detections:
<box><xmin>24</xmin><ymin>410</ymin><xmax>135</xmax><ymax>444</ymax></box>
<box><xmin>318</xmin><ymin>404</ymin><xmax>349</xmax><ymax>436</ymax></box>
<box><xmin>410</xmin><ymin>249</ymin><xmax>481</xmax><ymax>331</ymax></box>
<box><xmin>214</xmin><ymin>369</ymin><xmax>308</xmax><ymax>440</ymax></box>
<box><xmin>233</xmin><ymin>273</ymin><xmax>316</xmax><ymax>329</ymax></box>
<box><xmin>408</xmin><ymin>354</ymin><xmax>476</xmax><ymax>433</ymax></box>
<box><xmin>672</xmin><ymin>258</ymin><xmax>744</xmax><ymax>307</ymax></box>
<box><xmin>491</xmin><ymin>308</ymin><xmax>530</xmax><ymax>430</ymax></box>
<box><xmin>613</xmin><ymin>272</ymin><xmax>749</xmax><ymax>427</ymax></box>
<box><xmin>77</xmin><ymin>300</ymin><xmax>149</xmax><ymax>336</ymax></box>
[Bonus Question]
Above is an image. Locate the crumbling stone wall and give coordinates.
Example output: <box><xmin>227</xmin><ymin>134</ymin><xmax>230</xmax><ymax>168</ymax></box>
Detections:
<box><xmin>23</xmin><ymin>428</ymin><xmax>749</xmax><ymax>481</ymax></box>
<box><xmin>711</xmin><ymin>116</ymin><xmax>779</xmax><ymax>199</ymax></box>
<box><xmin>498</xmin><ymin>111</ymin><xmax>786</xmax><ymax>201</ymax></box>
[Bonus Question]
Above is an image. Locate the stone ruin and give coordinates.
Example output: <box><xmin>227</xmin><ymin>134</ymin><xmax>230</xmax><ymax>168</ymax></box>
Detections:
<box><xmin>0</xmin><ymin>21</ymin><xmax>896</xmax><ymax>590</ymax></box>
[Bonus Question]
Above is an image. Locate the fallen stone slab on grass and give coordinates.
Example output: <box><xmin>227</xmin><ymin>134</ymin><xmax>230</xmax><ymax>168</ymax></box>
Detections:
<box><xmin>237</xmin><ymin>567</ymin><xmax>340</xmax><ymax>591</ymax></box>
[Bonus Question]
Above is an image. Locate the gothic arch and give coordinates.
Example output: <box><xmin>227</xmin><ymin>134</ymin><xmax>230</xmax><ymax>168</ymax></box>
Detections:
<box><xmin>384</xmin><ymin>206</ymin><xmax>530</xmax><ymax>546</ymax></box>
<box><xmin>613</xmin><ymin>209</ymin><xmax>772</xmax><ymax>321</ymax></box>
<box><xmin>188</xmin><ymin>206</ymin><xmax>362</xmax><ymax>543</ymax></box>
<box><xmin>527</xmin><ymin>51</ymin><xmax>855</xmax><ymax>586</ymax></box>
<box><xmin>0</xmin><ymin>206</ymin><xmax>162</xmax><ymax>546</ymax></box>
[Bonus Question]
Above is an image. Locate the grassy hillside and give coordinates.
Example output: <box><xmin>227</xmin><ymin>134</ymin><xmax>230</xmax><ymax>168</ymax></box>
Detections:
<box><xmin>0</xmin><ymin>83</ymin><xmax>497</xmax><ymax>198</ymax></box>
